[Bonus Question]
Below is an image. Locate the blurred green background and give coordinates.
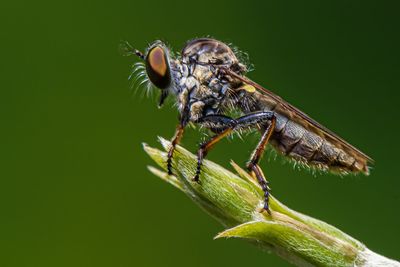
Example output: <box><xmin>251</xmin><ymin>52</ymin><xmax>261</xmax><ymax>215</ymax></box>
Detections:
<box><xmin>1</xmin><ymin>0</ymin><xmax>399</xmax><ymax>266</ymax></box>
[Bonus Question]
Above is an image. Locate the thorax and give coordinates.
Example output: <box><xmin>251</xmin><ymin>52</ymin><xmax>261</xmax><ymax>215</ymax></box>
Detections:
<box><xmin>171</xmin><ymin>59</ymin><xmax>234</xmax><ymax>121</ymax></box>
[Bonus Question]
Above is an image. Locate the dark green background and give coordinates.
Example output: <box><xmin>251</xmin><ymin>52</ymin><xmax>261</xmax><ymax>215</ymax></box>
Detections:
<box><xmin>2</xmin><ymin>0</ymin><xmax>399</xmax><ymax>266</ymax></box>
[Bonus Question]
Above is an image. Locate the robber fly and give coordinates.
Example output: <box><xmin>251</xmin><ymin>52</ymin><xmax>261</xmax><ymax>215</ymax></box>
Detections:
<box><xmin>123</xmin><ymin>38</ymin><xmax>373</xmax><ymax>213</ymax></box>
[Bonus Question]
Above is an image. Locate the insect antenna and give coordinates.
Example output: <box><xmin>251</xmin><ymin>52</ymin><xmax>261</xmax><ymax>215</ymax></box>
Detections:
<box><xmin>121</xmin><ymin>41</ymin><xmax>158</xmax><ymax>100</ymax></box>
<box><xmin>119</xmin><ymin>40</ymin><xmax>145</xmax><ymax>60</ymax></box>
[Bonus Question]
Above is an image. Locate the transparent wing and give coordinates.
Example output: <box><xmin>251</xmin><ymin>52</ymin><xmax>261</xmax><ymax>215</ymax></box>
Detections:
<box><xmin>226</xmin><ymin>69</ymin><xmax>373</xmax><ymax>165</ymax></box>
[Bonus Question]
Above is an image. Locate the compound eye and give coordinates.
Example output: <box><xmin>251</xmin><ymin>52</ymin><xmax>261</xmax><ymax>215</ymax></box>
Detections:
<box><xmin>146</xmin><ymin>46</ymin><xmax>171</xmax><ymax>89</ymax></box>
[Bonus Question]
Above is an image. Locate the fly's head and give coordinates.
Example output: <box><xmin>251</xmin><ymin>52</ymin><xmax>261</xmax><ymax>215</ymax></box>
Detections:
<box><xmin>121</xmin><ymin>40</ymin><xmax>175</xmax><ymax>107</ymax></box>
<box><xmin>122</xmin><ymin>38</ymin><xmax>251</xmax><ymax>110</ymax></box>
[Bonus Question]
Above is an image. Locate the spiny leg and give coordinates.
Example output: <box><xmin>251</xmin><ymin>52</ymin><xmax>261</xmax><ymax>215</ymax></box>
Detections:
<box><xmin>194</xmin><ymin>128</ymin><xmax>233</xmax><ymax>182</ymax></box>
<box><xmin>247</xmin><ymin>115</ymin><xmax>276</xmax><ymax>213</ymax></box>
<box><xmin>167</xmin><ymin>124</ymin><xmax>185</xmax><ymax>175</ymax></box>
<box><xmin>194</xmin><ymin>112</ymin><xmax>275</xmax><ymax>183</ymax></box>
<box><xmin>194</xmin><ymin>115</ymin><xmax>236</xmax><ymax>182</ymax></box>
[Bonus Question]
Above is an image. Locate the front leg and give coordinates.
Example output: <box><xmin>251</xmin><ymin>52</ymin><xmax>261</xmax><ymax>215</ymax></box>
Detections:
<box><xmin>167</xmin><ymin>123</ymin><xmax>185</xmax><ymax>175</ymax></box>
<box><xmin>167</xmin><ymin>88</ymin><xmax>191</xmax><ymax>176</ymax></box>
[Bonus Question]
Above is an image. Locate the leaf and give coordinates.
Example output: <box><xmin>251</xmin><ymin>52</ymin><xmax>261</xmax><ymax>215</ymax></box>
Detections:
<box><xmin>143</xmin><ymin>138</ymin><xmax>400</xmax><ymax>267</ymax></box>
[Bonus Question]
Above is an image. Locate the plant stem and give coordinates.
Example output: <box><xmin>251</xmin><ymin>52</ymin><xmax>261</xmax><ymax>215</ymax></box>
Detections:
<box><xmin>143</xmin><ymin>137</ymin><xmax>399</xmax><ymax>267</ymax></box>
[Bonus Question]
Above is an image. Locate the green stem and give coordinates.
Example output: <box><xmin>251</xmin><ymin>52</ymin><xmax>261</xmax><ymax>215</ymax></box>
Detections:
<box><xmin>143</xmin><ymin>137</ymin><xmax>399</xmax><ymax>267</ymax></box>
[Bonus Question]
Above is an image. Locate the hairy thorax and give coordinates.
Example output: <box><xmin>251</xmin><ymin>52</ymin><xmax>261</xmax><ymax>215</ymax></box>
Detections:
<box><xmin>172</xmin><ymin>53</ymin><xmax>243</xmax><ymax>122</ymax></box>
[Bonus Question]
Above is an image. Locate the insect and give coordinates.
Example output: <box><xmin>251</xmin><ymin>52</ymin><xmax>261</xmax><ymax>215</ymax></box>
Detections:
<box><xmin>123</xmin><ymin>38</ymin><xmax>373</xmax><ymax>213</ymax></box>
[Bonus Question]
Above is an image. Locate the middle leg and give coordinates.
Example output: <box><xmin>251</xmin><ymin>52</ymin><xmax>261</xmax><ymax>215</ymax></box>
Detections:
<box><xmin>194</xmin><ymin>112</ymin><xmax>275</xmax><ymax>185</ymax></box>
<box><xmin>194</xmin><ymin>115</ymin><xmax>237</xmax><ymax>182</ymax></box>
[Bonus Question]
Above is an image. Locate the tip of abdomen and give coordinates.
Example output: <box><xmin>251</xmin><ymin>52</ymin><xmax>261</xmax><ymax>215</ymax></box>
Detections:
<box><xmin>351</xmin><ymin>159</ymin><xmax>371</xmax><ymax>175</ymax></box>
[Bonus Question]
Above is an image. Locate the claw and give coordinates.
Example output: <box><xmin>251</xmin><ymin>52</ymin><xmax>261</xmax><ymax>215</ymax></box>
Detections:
<box><xmin>247</xmin><ymin>163</ymin><xmax>271</xmax><ymax>215</ymax></box>
<box><xmin>167</xmin><ymin>145</ymin><xmax>176</xmax><ymax>176</ymax></box>
<box><xmin>166</xmin><ymin>159</ymin><xmax>174</xmax><ymax>176</ymax></box>
<box><xmin>192</xmin><ymin>174</ymin><xmax>200</xmax><ymax>183</ymax></box>
<box><xmin>259</xmin><ymin>205</ymin><xmax>272</xmax><ymax>215</ymax></box>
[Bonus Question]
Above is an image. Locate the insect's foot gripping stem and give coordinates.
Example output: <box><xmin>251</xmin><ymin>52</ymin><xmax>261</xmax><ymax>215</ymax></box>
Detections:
<box><xmin>193</xmin><ymin>145</ymin><xmax>206</xmax><ymax>183</ymax></box>
<box><xmin>247</xmin><ymin>163</ymin><xmax>271</xmax><ymax>214</ymax></box>
<box><xmin>166</xmin><ymin>124</ymin><xmax>186</xmax><ymax>176</ymax></box>
<box><xmin>193</xmin><ymin>127</ymin><xmax>233</xmax><ymax>184</ymax></box>
<box><xmin>166</xmin><ymin>146</ymin><xmax>175</xmax><ymax>176</ymax></box>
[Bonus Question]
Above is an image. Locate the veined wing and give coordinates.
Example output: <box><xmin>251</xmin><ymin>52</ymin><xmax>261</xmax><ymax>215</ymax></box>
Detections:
<box><xmin>226</xmin><ymin>69</ymin><xmax>373</xmax><ymax>166</ymax></box>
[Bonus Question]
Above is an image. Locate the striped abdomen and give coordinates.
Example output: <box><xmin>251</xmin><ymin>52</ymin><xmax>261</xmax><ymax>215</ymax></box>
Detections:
<box><xmin>270</xmin><ymin>113</ymin><xmax>369</xmax><ymax>174</ymax></box>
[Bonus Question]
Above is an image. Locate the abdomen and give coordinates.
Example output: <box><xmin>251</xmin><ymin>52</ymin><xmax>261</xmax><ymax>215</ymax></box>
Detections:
<box><xmin>269</xmin><ymin>113</ymin><xmax>369</xmax><ymax>175</ymax></box>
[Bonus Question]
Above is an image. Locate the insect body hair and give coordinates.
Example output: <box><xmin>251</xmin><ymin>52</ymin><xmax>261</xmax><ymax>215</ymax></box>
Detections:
<box><xmin>128</xmin><ymin>61</ymin><xmax>153</xmax><ymax>98</ymax></box>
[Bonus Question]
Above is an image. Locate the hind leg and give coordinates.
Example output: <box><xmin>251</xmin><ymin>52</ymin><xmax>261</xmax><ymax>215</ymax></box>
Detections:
<box><xmin>246</xmin><ymin>115</ymin><xmax>276</xmax><ymax>213</ymax></box>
